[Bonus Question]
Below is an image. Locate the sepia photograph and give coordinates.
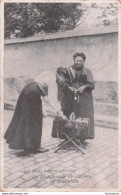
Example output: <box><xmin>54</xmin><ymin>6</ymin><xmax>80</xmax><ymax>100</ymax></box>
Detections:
<box><xmin>0</xmin><ymin>0</ymin><xmax>120</xmax><ymax>192</ymax></box>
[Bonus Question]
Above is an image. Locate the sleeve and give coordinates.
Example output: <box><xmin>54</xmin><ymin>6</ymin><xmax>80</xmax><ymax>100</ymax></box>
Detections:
<box><xmin>60</xmin><ymin>83</ymin><xmax>68</xmax><ymax>93</ymax></box>
<box><xmin>86</xmin><ymin>69</ymin><xmax>95</xmax><ymax>90</ymax></box>
<box><xmin>47</xmin><ymin>82</ymin><xmax>63</xmax><ymax>117</ymax></box>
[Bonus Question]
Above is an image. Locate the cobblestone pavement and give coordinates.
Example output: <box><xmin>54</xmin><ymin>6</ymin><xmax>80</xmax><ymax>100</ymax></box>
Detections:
<box><xmin>3</xmin><ymin>110</ymin><xmax>118</xmax><ymax>190</ymax></box>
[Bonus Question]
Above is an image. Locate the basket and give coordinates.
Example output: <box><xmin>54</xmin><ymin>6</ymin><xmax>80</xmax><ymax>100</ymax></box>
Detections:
<box><xmin>52</xmin><ymin>116</ymin><xmax>90</xmax><ymax>140</ymax></box>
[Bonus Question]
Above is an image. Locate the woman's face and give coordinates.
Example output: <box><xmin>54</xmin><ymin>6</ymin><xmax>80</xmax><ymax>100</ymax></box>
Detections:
<box><xmin>74</xmin><ymin>56</ymin><xmax>85</xmax><ymax>69</ymax></box>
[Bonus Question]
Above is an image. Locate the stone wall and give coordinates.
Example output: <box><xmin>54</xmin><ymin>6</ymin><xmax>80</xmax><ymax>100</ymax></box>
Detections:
<box><xmin>4</xmin><ymin>28</ymin><xmax>118</xmax><ymax>117</ymax></box>
<box><xmin>4</xmin><ymin>27</ymin><xmax>118</xmax><ymax>82</ymax></box>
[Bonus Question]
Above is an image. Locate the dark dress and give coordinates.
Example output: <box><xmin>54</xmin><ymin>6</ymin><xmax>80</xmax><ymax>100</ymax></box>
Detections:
<box><xmin>60</xmin><ymin>66</ymin><xmax>95</xmax><ymax>139</ymax></box>
<box><xmin>4</xmin><ymin>81</ymin><xmax>43</xmax><ymax>150</ymax></box>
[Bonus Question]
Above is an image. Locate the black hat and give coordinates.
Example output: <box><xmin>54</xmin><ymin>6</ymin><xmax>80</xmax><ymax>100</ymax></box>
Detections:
<box><xmin>73</xmin><ymin>52</ymin><xmax>86</xmax><ymax>61</ymax></box>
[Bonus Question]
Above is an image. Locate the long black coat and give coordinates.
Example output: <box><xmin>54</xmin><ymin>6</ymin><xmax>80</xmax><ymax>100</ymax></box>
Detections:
<box><xmin>60</xmin><ymin>66</ymin><xmax>95</xmax><ymax>139</ymax></box>
<box><xmin>4</xmin><ymin>82</ymin><xmax>43</xmax><ymax>150</ymax></box>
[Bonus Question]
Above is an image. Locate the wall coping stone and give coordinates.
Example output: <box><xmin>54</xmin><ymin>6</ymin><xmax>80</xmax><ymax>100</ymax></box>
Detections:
<box><xmin>4</xmin><ymin>26</ymin><xmax>118</xmax><ymax>45</ymax></box>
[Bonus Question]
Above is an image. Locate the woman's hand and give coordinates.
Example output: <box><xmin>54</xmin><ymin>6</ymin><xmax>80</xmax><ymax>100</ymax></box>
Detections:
<box><xmin>68</xmin><ymin>86</ymin><xmax>77</xmax><ymax>94</ymax></box>
<box><xmin>78</xmin><ymin>86</ymin><xmax>86</xmax><ymax>94</ymax></box>
<box><xmin>61</xmin><ymin>114</ymin><xmax>68</xmax><ymax>121</ymax></box>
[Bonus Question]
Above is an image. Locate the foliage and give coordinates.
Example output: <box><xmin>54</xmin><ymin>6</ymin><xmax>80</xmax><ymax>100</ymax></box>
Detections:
<box><xmin>4</xmin><ymin>3</ymin><xmax>83</xmax><ymax>38</ymax></box>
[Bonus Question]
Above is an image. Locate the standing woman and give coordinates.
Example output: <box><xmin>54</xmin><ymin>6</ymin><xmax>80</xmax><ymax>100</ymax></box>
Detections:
<box><xmin>4</xmin><ymin>71</ymin><xmax>67</xmax><ymax>155</ymax></box>
<box><xmin>60</xmin><ymin>53</ymin><xmax>95</xmax><ymax>144</ymax></box>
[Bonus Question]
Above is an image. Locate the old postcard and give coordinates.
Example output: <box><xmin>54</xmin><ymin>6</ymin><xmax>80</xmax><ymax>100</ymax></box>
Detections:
<box><xmin>0</xmin><ymin>0</ymin><xmax>121</xmax><ymax>192</ymax></box>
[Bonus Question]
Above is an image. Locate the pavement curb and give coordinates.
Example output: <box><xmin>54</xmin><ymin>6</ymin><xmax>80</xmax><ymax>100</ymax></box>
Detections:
<box><xmin>4</xmin><ymin>103</ymin><xmax>118</xmax><ymax>130</ymax></box>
